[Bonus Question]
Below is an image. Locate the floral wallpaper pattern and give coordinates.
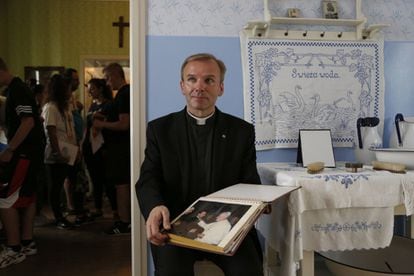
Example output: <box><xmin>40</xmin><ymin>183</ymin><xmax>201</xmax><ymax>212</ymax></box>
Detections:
<box><xmin>148</xmin><ymin>0</ymin><xmax>414</xmax><ymax>41</ymax></box>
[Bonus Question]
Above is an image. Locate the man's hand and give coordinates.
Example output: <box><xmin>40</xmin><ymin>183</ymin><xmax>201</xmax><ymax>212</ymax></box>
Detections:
<box><xmin>146</xmin><ymin>205</ymin><xmax>171</xmax><ymax>246</ymax></box>
<box><xmin>93</xmin><ymin>112</ymin><xmax>106</xmax><ymax>121</ymax></box>
<box><xmin>92</xmin><ymin>118</ymin><xmax>105</xmax><ymax>130</ymax></box>
<box><xmin>92</xmin><ymin>112</ymin><xmax>106</xmax><ymax>130</ymax></box>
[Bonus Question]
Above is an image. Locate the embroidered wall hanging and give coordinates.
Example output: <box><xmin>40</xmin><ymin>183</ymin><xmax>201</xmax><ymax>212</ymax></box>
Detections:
<box><xmin>241</xmin><ymin>37</ymin><xmax>384</xmax><ymax>150</ymax></box>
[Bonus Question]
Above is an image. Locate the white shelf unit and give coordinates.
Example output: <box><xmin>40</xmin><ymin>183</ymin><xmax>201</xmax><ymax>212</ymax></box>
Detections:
<box><xmin>244</xmin><ymin>0</ymin><xmax>387</xmax><ymax>41</ymax></box>
<box><xmin>268</xmin><ymin>17</ymin><xmax>365</xmax><ymax>27</ymax></box>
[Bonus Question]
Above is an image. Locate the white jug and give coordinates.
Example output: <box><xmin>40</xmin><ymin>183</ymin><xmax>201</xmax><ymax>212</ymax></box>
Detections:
<box><xmin>390</xmin><ymin>113</ymin><xmax>414</xmax><ymax>148</ymax></box>
<box><xmin>355</xmin><ymin>117</ymin><xmax>383</xmax><ymax>164</ymax></box>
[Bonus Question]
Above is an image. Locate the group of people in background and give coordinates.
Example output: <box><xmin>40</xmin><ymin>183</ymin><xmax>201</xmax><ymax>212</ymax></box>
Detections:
<box><xmin>0</xmin><ymin>57</ymin><xmax>131</xmax><ymax>269</ymax></box>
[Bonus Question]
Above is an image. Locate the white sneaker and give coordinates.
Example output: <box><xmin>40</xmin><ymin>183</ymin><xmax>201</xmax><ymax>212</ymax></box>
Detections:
<box><xmin>0</xmin><ymin>246</ymin><xmax>26</xmax><ymax>269</ymax></box>
<box><xmin>22</xmin><ymin>241</ymin><xmax>37</xmax><ymax>256</ymax></box>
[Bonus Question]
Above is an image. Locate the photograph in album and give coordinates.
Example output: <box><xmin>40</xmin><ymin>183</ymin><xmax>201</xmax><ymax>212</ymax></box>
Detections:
<box><xmin>168</xmin><ymin>197</ymin><xmax>265</xmax><ymax>256</ymax></box>
<box><xmin>166</xmin><ymin>184</ymin><xmax>300</xmax><ymax>256</ymax></box>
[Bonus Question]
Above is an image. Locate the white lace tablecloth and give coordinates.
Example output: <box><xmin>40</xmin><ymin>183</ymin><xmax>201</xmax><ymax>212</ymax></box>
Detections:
<box><xmin>256</xmin><ymin>163</ymin><xmax>414</xmax><ymax>276</ymax></box>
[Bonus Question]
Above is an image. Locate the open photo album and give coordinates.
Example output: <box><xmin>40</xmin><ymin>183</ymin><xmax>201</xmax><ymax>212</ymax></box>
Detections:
<box><xmin>167</xmin><ymin>184</ymin><xmax>299</xmax><ymax>255</ymax></box>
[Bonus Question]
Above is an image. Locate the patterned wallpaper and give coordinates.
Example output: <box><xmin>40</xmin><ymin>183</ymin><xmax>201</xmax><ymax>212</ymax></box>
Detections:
<box><xmin>148</xmin><ymin>0</ymin><xmax>414</xmax><ymax>41</ymax></box>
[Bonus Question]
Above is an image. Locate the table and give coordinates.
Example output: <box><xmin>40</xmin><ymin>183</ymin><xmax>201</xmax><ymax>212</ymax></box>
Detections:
<box><xmin>256</xmin><ymin>163</ymin><xmax>414</xmax><ymax>276</ymax></box>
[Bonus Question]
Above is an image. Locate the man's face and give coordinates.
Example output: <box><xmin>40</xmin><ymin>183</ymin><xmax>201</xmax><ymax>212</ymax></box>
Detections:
<box><xmin>104</xmin><ymin>71</ymin><xmax>118</xmax><ymax>91</ymax></box>
<box><xmin>71</xmin><ymin>72</ymin><xmax>80</xmax><ymax>92</ymax></box>
<box><xmin>216</xmin><ymin>212</ymin><xmax>230</xmax><ymax>221</ymax></box>
<box><xmin>180</xmin><ymin>59</ymin><xmax>224</xmax><ymax>117</ymax></box>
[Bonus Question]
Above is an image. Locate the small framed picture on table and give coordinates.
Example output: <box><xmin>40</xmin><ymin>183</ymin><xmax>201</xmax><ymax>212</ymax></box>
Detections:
<box><xmin>322</xmin><ymin>0</ymin><xmax>338</xmax><ymax>19</ymax></box>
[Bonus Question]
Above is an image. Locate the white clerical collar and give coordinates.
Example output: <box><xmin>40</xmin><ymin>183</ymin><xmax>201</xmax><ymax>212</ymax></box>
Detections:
<box><xmin>187</xmin><ymin>110</ymin><xmax>215</xmax><ymax>125</ymax></box>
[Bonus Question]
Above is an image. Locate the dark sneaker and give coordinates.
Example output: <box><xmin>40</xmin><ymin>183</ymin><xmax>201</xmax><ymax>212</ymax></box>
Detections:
<box><xmin>105</xmin><ymin>221</ymin><xmax>131</xmax><ymax>235</ymax></box>
<box><xmin>62</xmin><ymin>209</ymin><xmax>77</xmax><ymax>217</ymax></box>
<box><xmin>21</xmin><ymin>241</ymin><xmax>37</xmax><ymax>256</ymax></box>
<box><xmin>74</xmin><ymin>214</ymin><xmax>95</xmax><ymax>227</ymax></box>
<box><xmin>0</xmin><ymin>246</ymin><xmax>26</xmax><ymax>268</ymax></box>
<box><xmin>56</xmin><ymin>218</ymin><xmax>73</xmax><ymax>229</ymax></box>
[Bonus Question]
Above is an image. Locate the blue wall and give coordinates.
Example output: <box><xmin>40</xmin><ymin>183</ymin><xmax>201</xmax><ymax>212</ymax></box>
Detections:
<box><xmin>383</xmin><ymin>42</ymin><xmax>414</xmax><ymax>147</ymax></box>
<box><xmin>147</xmin><ymin>36</ymin><xmax>414</xmax><ymax>163</ymax></box>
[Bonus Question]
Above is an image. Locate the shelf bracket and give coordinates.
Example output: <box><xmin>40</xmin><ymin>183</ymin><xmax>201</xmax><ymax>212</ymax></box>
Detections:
<box><xmin>245</xmin><ymin>21</ymin><xmax>270</xmax><ymax>38</ymax></box>
<box><xmin>362</xmin><ymin>24</ymin><xmax>390</xmax><ymax>39</ymax></box>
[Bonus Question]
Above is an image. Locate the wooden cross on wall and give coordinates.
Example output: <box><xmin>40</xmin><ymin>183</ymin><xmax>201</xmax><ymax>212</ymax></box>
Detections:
<box><xmin>112</xmin><ymin>16</ymin><xmax>130</xmax><ymax>48</ymax></box>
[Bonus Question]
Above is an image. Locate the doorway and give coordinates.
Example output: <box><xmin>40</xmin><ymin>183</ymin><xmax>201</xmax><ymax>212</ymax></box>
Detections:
<box><xmin>80</xmin><ymin>56</ymin><xmax>129</xmax><ymax>118</ymax></box>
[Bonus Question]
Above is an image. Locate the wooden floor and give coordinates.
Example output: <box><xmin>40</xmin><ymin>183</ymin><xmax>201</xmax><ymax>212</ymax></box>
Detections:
<box><xmin>0</xmin><ymin>199</ymin><xmax>131</xmax><ymax>276</ymax></box>
<box><xmin>0</xmin><ymin>196</ymin><xmax>335</xmax><ymax>276</ymax></box>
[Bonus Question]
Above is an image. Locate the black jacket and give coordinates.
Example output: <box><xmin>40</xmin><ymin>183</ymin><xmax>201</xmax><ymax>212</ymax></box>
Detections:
<box><xmin>136</xmin><ymin>107</ymin><xmax>261</xmax><ymax>220</ymax></box>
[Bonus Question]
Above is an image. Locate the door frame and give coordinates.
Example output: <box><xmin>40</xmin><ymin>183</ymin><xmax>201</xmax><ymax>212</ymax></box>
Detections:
<box><xmin>130</xmin><ymin>0</ymin><xmax>147</xmax><ymax>275</ymax></box>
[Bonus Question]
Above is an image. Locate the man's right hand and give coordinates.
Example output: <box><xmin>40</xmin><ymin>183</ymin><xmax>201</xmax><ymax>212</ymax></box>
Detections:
<box><xmin>146</xmin><ymin>205</ymin><xmax>171</xmax><ymax>246</ymax></box>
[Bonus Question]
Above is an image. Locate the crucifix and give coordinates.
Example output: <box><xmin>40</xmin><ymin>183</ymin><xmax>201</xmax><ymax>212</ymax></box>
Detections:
<box><xmin>112</xmin><ymin>16</ymin><xmax>130</xmax><ymax>48</ymax></box>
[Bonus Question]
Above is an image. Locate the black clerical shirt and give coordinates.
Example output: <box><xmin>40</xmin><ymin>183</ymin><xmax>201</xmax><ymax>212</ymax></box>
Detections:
<box><xmin>186</xmin><ymin>112</ymin><xmax>215</xmax><ymax>202</ymax></box>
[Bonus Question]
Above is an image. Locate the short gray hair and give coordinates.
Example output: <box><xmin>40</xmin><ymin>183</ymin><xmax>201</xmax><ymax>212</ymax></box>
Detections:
<box><xmin>180</xmin><ymin>53</ymin><xmax>226</xmax><ymax>82</ymax></box>
<box><xmin>103</xmin><ymin>62</ymin><xmax>125</xmax><ymax>80</ymax></box>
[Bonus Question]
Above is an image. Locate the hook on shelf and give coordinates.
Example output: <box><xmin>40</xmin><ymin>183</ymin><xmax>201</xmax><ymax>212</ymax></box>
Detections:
<box><xmin>337</xmin><ymin>32</ymin><xmax>343</xmax><ymax>38</ymax></box>
<box><xmin>320</xmin><ymin>31</ymin><xmax>325</xmax><ymax>38</ymax></box>
<box><xmin>248</xmin><ymin>22</ymin><xmax>269</xmax><ymax>38</ymax></box>
<box><xmin>303</xmin><ymin>30</ymin><xmax>307</xmax><ymax>37</ymax></box>
<box><xmin>284</xmin><ymin>30</ymin><xmax>289</xmax><ymax>36</ymax></box>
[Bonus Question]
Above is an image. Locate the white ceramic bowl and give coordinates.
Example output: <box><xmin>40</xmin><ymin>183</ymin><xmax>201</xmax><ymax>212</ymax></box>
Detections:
<box><xmin>370</xmin><ymin>148</ymin><xmax>414</xmax><ymax>170</ymax></box>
